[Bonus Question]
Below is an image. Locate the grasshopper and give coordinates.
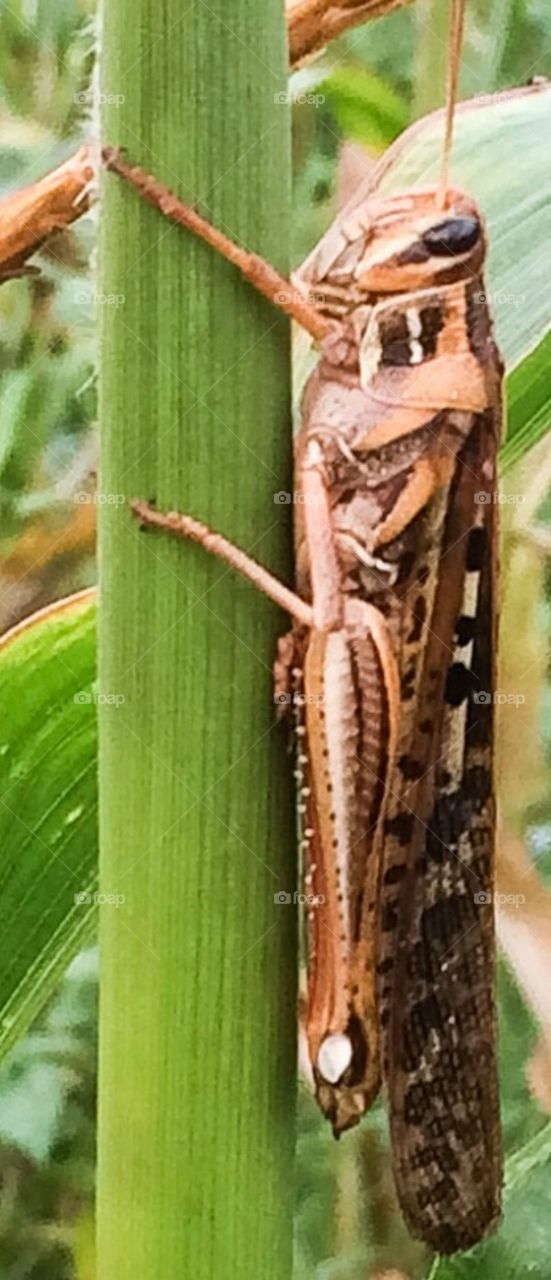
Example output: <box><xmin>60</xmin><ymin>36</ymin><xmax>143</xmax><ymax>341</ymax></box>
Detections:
<box><xmin>104</xmin><ymin>0</ymin><xmax>503</xmax><ymax>1253</ymax></box>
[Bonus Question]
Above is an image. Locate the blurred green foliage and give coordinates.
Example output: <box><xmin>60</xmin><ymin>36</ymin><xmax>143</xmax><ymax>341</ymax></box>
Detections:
<box><xmin>1</xmin><ymin>0</ymin><xmax>551</xmax><ymax>1277</ymax></box>
<box><xmin>0</xmin><ymin>951</ymin><xmax>96</xmax><ymax>1280</ymax></box>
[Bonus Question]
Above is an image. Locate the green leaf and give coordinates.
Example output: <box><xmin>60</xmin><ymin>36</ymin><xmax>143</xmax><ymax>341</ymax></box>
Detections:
<box><xmin>501</xmin><ymin>330</ymin><xmax>551</xmax><ymax>472</ymax></box>
<box><xmin>320</xmin><ymin>66</ymin><xmax>409</xmax><ymax>149</ymax></box>
<box><xmin>0</xmin><ymin>589</ymin><xmax>97</xmax><ymax>1061</ymax></box>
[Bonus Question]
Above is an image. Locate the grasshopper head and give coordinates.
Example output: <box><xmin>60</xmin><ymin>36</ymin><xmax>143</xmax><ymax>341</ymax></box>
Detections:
<box><xmin>298</xmin><ymin>187</ymin><xmax>485</xmax><ymax>313</ymax></box>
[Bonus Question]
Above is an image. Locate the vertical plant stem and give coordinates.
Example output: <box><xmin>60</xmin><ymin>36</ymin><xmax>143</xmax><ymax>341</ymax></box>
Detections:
<box><xmin>96</xmin><ymin>2</ymin><xmax>296</xmax><ymax>1277</ymax></box>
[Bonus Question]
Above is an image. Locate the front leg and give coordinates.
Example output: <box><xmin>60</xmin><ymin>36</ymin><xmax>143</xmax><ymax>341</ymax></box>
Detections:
<box><xmin>103</xmin><ymin>150</ymin><xmax>332</xmax><ymax>342</ymax></box>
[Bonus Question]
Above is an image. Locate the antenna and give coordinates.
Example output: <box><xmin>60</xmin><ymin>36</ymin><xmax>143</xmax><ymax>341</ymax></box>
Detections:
<box><xmin>438</xmin><ymin>0</ymin><xmax>467</xmax><ymax>207</ymax></box>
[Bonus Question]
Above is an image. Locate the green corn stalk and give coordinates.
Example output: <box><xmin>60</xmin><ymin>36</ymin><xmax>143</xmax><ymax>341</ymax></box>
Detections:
<box><xmin>96</xmin><ymin>2</ymin><xmax>296</xmax><ymax>1276</ymax></box>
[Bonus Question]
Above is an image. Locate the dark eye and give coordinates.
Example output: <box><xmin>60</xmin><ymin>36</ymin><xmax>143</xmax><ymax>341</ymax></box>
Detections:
<box><xmin>422</xmin><ymin>215</ymin><xmax>480</xmax><ymax>256</ymax></box>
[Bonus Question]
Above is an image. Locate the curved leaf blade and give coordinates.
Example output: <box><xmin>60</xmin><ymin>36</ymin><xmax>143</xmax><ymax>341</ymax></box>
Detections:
<box><xmin>0</xmin><ymin>588</ymin><xmax>97</xmax><ymax>1060</ymax></box>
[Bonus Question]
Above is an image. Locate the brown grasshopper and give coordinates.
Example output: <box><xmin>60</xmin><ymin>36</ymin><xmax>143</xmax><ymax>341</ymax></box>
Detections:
<box><xmin>103</xmin><ymin>0</ymin><xmax>503</xmax><ymax>1254</ymax></box>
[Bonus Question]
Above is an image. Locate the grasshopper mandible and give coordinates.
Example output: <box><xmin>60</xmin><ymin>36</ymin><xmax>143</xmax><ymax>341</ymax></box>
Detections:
<box><xmin>104</xmin><ymin>0</ymin><xmax>503</xmax><ymax>1254</ymax></box>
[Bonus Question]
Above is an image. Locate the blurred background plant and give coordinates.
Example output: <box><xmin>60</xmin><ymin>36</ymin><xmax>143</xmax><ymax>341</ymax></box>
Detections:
<box><xmin>0</xmin><ymin>951</ymin><xmax>96</xmax><ymax>1280</ymax></box>
<box><xmin>1</xmin><ymin>0</ymin><xmax>551</xmax><ymax>1276</ymax></box>
<box><xmin>0</xmin><ymin>0</ymin><xmax>96</xmax><ymax>634</ymax></box>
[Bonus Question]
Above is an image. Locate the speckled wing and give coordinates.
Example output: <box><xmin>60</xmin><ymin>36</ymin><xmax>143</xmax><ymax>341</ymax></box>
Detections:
<box><xmin>378</xmin><ymin>409</ymin><xmax>501</xmax><ymax>1254</ymax></box>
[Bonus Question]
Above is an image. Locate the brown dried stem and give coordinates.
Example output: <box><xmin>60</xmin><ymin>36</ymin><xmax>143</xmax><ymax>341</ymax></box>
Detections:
<box><xmin>287</xmin><ymin>0</ymin><xmax>413</xmax><ymax>66</ymax></box>
<box><xmin>0</xmin><ymin>146</ymin><xmax>93</xmax><ymax>282</ymax></box>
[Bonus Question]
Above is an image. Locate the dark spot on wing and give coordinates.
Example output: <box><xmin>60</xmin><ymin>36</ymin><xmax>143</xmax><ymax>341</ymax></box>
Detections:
<box><xmin>410</xmin><ymin>992</ymin><xmax>450</xmax><ymax>1039</ymax></box>
<box><xmin>445</xmin><ymin>661</ymin><xmax>476</xmax><ymax>706</ymax></box>
<box><xmin>466</xmin><ymin>526</ymin><xmax>486</xmax><ymax>572</ymax></box>
<box><xmin>398</xmin><ymin>755</ymin><xmax>424</xmax><ymax>781</ymax></box>
<box><xmin>383</xmin><ymin>863</ymin><xmax>408</xmax><ymax>886</ymax></box>
<box><xmin>421</xmin><ymin>892</ymin><xmax>473</xmax><ymax>949</ymax></box>
<box><xmin>382</xmin><ymin>901</ymin><xmax>399</xmax><ymax>932</ymax></box>
<box><xmin>384</xmin><ymin>811</ymin><xmax>415</xmax><ymax>845</ymax></box>
<box><xmin>455</xmin><ymin>615</ymin><xmax>477</xmax><ymax>646</ymax></box>
<box><xmin>426</xmin><ymin>791</ymin><xmax>472</xmax><ymax>859</ymax></box>
<box><xmin>464</xmin><ymin>765</ymin><xmax>492</xmax><ymax>806</ymax></box>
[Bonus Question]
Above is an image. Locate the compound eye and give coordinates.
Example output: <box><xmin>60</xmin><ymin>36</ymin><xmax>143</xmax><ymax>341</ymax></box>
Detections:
<box><xmin>422</xmin><ymin>214</ymin><xmax>480</xmax><ymax>256</ymax></box>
